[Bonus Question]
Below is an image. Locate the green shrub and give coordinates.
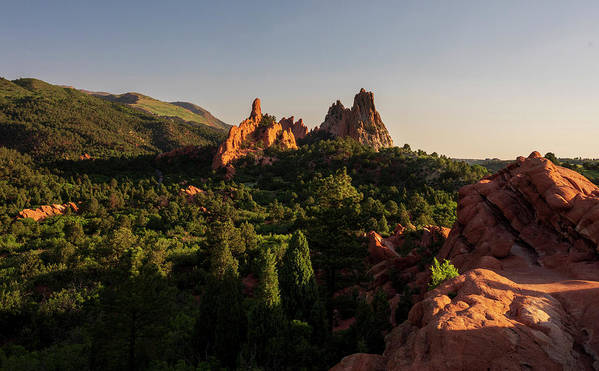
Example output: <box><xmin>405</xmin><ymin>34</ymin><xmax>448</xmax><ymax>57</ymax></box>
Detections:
<box><xmin>429</xmin><ymin>258</ymin><xmax>459</xmax><ymax>290</ymax></box>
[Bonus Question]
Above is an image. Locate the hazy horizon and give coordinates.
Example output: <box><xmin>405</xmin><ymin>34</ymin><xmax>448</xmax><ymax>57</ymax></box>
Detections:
<box><xmin>3</xmin><ymin>0</ymin><xmax>599</xmax><ymax>159</ymax></box>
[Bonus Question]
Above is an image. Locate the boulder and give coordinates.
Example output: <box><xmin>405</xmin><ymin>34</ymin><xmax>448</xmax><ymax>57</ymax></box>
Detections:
<box><xmin>439</xmin><ymin>151</ymin><xmax>599</xmax><ymax>278</ymax></box>
<box><xmin>382</xmin><ymin>269</ymin><xmax>596</xmax><ymax>370</ymax></box>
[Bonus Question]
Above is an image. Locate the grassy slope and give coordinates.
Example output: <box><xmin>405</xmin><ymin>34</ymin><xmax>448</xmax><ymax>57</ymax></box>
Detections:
<box><xmin>91</xmin><ymin>91</ymin><xmax>229</xmax><ymax>130</ymax></box>
<box><xmin>0</xmin><ymin>78</ymin><xmax>226</xmax><ymax>160</ymax></box>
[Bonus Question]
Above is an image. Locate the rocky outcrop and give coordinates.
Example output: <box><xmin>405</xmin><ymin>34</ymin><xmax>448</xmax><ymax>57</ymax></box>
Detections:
<box><xmin>180</xmin><ymin>185</ymin><xmax>204</xmax><ymax>199</ymax></box>
<box><xmin>439</xmin><ymin>151</ymin><xmax>599</xmax><ymax>277</ymax></box>
<box><xmin>18</xmin><ymin>202</ymin><xmax>79</xmax><ymax>221</ymax></box>
<box><xmin>367</xmin><ymin>225</ymin><xmax>450</xmax><ymax>326</ymax></box>
<box><xmin>319</xmin><ymin>89</ymin><xmax>393</xmax><ymax>150</ymax></box>
<box><xmin>382</xmin><ymin>269</ymin><xmax>598</xmax><ymax>370</ymax></box>
<box><xmin>212</xmin><ymin>98</ymin><xmax>304</xmax><ymax>170</ymax></box>
<box><xmin>280</xmin><ymin>116</ymin><xmax>309</xmax><ymax>140</ymax></box>
<box><xmin>334</xmin><ymin>152</ymin><xmax>599</xmax><ymax>370</ymax></box>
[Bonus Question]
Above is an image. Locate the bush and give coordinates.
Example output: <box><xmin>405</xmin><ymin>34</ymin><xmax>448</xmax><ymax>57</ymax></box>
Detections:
<box><xmin>429</xmin><ymin>258</ymin><xmax>459</xmax><ymax>290</ymax></box>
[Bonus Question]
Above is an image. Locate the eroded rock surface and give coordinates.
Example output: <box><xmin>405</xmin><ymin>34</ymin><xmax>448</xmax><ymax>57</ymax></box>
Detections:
<box><xmin>212</xmin><ymin>98</ymin><xmax>305</xmax><ymax>170</ymax></box>
<box><xmin>319</xmin><ymin>89</ymin><xmax>393</xmax><ymax>150</ymax></box>
<box><xmin>439</xmin><ymin>151</ymin><xmax>599</xmax><ymax>277</ymax></box>
<box><xmin>280</xmin><ymin>116</ymin><xmax>309</xmax><ymax>140</ymax></box>
<box><xmin>383</xmin><ymin>269</ymin><xmax>597</xmax><ymax>370</ymax></box>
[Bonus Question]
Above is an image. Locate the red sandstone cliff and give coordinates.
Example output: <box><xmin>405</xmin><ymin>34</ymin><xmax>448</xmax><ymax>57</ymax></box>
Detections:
<box><xmin>333</xmin><ymin>152</ymin><xmax>599</xmax><ymax>370</ymax></box>
<box><xmin>212</xmin><ymin>98</ymin><xmax>308</xmax><ymax>170</ymax></box>
<box><xmin>319</xmin><ymin>89</ymin><xmax>393</xmax><ymax>150</ymax></box>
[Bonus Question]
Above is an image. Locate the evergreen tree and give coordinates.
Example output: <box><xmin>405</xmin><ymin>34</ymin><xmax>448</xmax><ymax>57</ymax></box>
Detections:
<box><xmin>306</xmin><ymin>169</ymin><xmax>364</xmax><ymax>330</ymax></box>
<box><xmin>279</xmin><ymin>230</ymin><xmax>318</xmax><ymax>321</ymax></box>
<box><xmin>398</xmin><ymin>202</ymin><xmax>411</xmax><ymax>229</ymax></box>
<box><xmin>246</xmin><ymin>248</ymin><xmax>285</xmax><ymax>369</ymax></box>
<box><xmin>378</xmin><ymin>215</ymin><xmax>389</xmax><ymax>236</ymax></box>
<box><xmin>195</xmin><ymin>240</ymin><xmax>244</xmax><ymax>368</ymax></box>
<box><xmin>92</xmin><ymin>253</ymin><xmax>175</xmax><ymax>371</ymax></box>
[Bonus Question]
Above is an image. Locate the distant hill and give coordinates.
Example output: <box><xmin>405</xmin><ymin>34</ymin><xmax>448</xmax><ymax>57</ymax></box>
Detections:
<box><xmin>82</xmin><ymin>90</ymin><xmax>230</xmax><ymax>130</ymax></box>
<box><xmin>455</xmin><ymin>158</ymin><xmax>511</xmax><ymax>173</ymax></box>
<box><xmin>0</xmin><ymin>78</ymin><xmax>226</xmax><ymax>160</ymax></box>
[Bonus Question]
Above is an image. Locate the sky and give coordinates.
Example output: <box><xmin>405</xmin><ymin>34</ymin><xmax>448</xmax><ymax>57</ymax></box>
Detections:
<box><xmin>2</xmin><ymin>0</ymin><xmax>599</xmax><ymax>159</ymax></box>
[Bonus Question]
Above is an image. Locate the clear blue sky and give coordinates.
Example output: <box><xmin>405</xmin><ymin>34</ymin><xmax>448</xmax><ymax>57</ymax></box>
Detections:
<box><xmin>2</xmin><ymin>0</ymin><xmax>599</xmax><ymax>159</ymax></box>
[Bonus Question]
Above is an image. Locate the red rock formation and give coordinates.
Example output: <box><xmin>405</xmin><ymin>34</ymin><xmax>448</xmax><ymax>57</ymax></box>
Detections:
<box><xmin>280</xmin><ymin>116</ymin><xmax>309</xmax><ymax>140</ymax></box>
<box><xmin>18</xmin><ymin>202</ymin><xmax>79</xmax><ymax>221</ymax></box>
<box><xmin>368</xmin><ymin>225</ymin><xmax>450</xmax><ymax>292</ymax></box>
<box><xmin>212</xmin><ymin>98</ymin><xmax>304</xmax><ymax>169</ymax></box>
<box><xmin>320</xmin><ymin>89</ymin><xmax>393</xmax><ymax>150</ymax></box>
<box><xmin>366</xmin><ymin>225</ymin><xmax>450</xmax><ymax>325</ymax></box>
<box><xmin>333</xmin><ymin>153</ymin><xmax>599</xmax><ymax>370</ymax></box>
<box><xmin>439</xmin><ymin>151</ymin><xmax>599</xmax><ymax>277</ymax></box>
<box><xmin>382</xmin><ymin>269</ymin><xmax>597</xmax><ymax>370</ymax></box>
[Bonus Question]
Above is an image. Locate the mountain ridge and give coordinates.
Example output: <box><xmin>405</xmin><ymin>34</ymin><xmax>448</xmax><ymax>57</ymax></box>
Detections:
<box><xmin>0</xmin><ymin>77</ymin><xmax>226</xmax><ymax>160</ymax></box>
<box><xmin>75</xmin><ymin>89</ymin><xmax>230</xmax><ymax>130</ymax></box>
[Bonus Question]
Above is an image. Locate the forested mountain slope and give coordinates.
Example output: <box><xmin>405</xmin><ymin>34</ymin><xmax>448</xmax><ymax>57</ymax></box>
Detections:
<box><xmin>85</xmin><ymin>90</ymin><xmax>230</xmax><ymax>130</ymax></box>
<box><xmin>0</xmin><ymin>78</ymin><xmax>225</xmax><ymax>160</ymax></box>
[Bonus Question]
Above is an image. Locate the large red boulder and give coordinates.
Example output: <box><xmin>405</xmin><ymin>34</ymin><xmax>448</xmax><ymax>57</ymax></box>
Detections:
<box><xmin>382</xmin><ymin>269</ymin><xmax>596</xmax><ymax>370</ymax></box>
<box><xmin>439</xmin><ymin>151</ymin><xmax>599</xmax><ymax>278</ymax></box>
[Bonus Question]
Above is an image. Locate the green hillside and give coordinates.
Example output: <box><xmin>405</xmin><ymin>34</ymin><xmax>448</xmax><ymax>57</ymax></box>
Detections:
<box><xmin>0</xmin><ymin>78</ymin><xmax>226</xmax><ymax>160</ymax></box>
<box><xmin>88</xmin><ymin>91</ymin><xmax>230</xmax><ymax>130</ymax></box>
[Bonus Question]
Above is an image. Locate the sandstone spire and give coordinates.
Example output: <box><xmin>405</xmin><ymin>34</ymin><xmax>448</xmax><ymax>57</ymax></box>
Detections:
<box><xmin>319</xmin><ymin>89</ymin><xmax>393</xmax><ymax>150</ymax></box>
<box><xmin>250</xmin><ymin>98</ymin><xmax>262</xmax><ymax>122</ymax></box>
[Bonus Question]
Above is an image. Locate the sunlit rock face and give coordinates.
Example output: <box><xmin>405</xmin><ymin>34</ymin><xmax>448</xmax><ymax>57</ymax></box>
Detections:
<box><xmin>319</xmin><ymin>89</ymin><xmax>393</xmax><ymax>150</ymax></box>
<box><xmin>212</xmin><ymin>98</ymin><xmax>306</xmax><ymax>170</ymax></box>
<box><xmin>18</xmin><ymin>202</ymin><xmax>79</xmax><ymax>221</ymax></box>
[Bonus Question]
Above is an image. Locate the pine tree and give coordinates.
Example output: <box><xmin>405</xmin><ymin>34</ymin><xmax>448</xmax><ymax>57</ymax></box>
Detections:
<box><xmin>255</xmin><ymin>248</ymin><xmax>280</xmax><ymax>308</ymax></box>
<box><xmin>246</xmin><ymin>248</ymin><xmax>285</xmax><ymax>368</ymax></box>
<box><xmin>398</xmin><ymin>202</ymin><xmax>411</xmax><ymax>229</ymax></box>
<box><xmin>279</xmin><ymin>230</ymin><xmax>318</xmax><ymax>321</ymax></box>
<box><xmin>378</xmin><ymin>215</ymin><xmax>389</xmax><ymax>236</ymax></box>
<box><xmin>195</xmin><ymin>240</ymin><xmax>244</xmax><ymax>368</ymax></box>
<box><xmin>306</xmin><ymin>169</ymin><xmax>364</xmax><ymax>330</ymax></box>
